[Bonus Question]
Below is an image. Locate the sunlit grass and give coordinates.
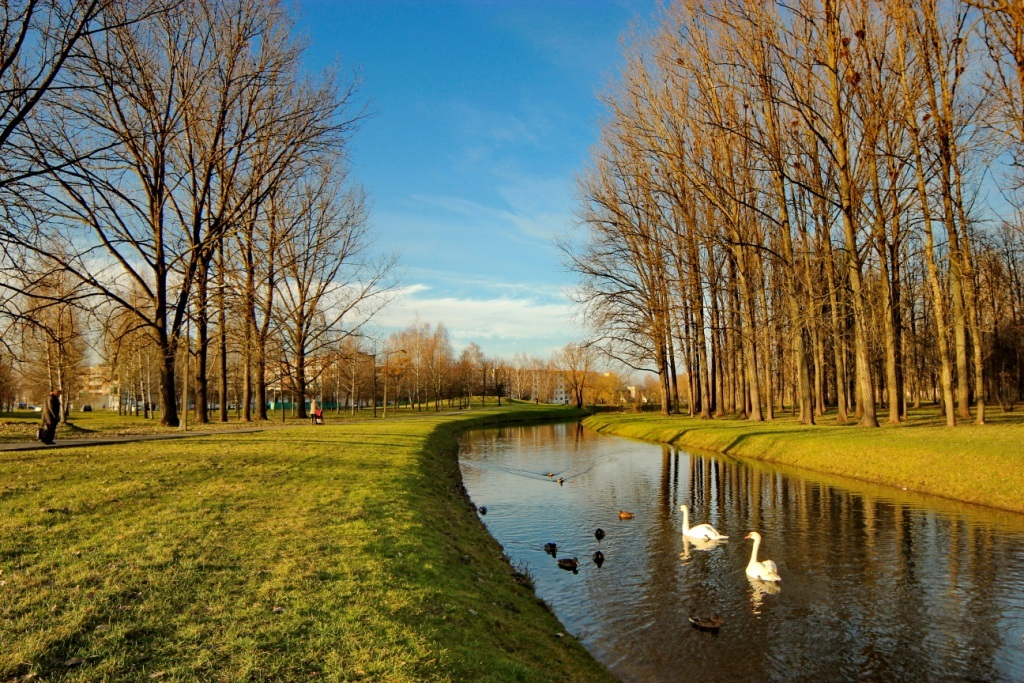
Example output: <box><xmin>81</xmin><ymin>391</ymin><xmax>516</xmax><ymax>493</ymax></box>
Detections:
<box><xmin>584</xmin><ymin>405</ymin><xmax>1024</xmax><ymax>513</ymax></box>
<box><xmin>1</xmin><ymin>403</ymin><xmax>612</xmax><ymax>682</ymax></box>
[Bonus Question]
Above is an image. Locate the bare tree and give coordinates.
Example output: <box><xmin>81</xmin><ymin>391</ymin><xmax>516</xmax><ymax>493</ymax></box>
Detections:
<box><xmin>555</xmin><ymin>341</ymin><xmax>598</xmax><ymax>409</ymax></box>
<box><xmin>273</xmin><ymin>158</ymin><xmax>396</xmax><ymax>420</ymax></box>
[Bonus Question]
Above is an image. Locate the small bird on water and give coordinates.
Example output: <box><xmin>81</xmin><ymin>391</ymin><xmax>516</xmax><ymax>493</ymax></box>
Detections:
<box><xmin>557</xmin><ymin>557</ymin><xmax>579</xmax><ymax>572</ymax></box>
<box><xmin>618</xmin><ymin>510</ymin><xmax>635</xmax><ymax>520</ymax></box>
<box><xmin>543</xmin><ymin>542</ymin><xmax>557</xmax><ymax>556</ymax></box>
<box><xmin>592</xmin><ymin>550</ymin><xmax>605</xmax><ymax>567</ymax></box>
<box><xmin>594</xmin><ymin>528</ymin><xmax>605</xmax><ymax>541</ymax></box>
<box><xmin>688</xmin><ymin>615</ymin><xmax>724</xmax><ymax>632</ymax></box>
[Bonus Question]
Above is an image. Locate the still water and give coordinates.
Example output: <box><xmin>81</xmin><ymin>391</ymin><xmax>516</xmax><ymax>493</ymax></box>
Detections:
<box><xmin>458</xmin><ymin>422</ymin><xmax>1024</xmax><ymax>682</ymax></box>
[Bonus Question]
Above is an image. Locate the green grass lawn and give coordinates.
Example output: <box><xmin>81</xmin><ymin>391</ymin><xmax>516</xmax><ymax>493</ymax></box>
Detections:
<box><xmin>584</xmin><ymin>405</ymin><xmax>1024</xmax><ymax>514</ymax></box>
<box><xmin>1</xmin><ymin>403</ymin><xmax>613</xmax><ymax>682</ymax></box>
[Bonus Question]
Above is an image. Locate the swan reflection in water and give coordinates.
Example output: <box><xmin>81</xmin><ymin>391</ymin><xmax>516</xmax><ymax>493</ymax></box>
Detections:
<box><xmin>748</xmin><ymin>577</ymin><xmax>782</xmax><ymax>614</ymax></box>
<box><xmin>679</xmin><ymin>535</ymin><xmax>726</xmax><ymax>562</ymax></box>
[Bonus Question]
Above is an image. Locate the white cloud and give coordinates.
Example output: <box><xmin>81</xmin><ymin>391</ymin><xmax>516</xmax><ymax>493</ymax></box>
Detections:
<box><xmin>374</xmin><ymin>283</ymin><xmax>580</xmax><ymax>358</ymax></box>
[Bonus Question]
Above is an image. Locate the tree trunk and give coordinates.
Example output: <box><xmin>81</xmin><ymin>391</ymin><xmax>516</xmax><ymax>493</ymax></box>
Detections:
<box><xmin>194</xmin><ymin>264</ymin><xmax>210</xmax><ymax>424</ymax></box>
<box><xmin>826</xmin><ymin>1</ymin><xmax>877</xmax><ymax>427</ymax></box>
<box><xmin>895</xmin><ymin>11</ymin><xmax>956</xmax><ymax>425</ymax></box>
<box><xmin>218</xmin><ymin>243</ymin><xmax>228</xmax><ymax>422</ymax></box>
<box><xmin>295</xmin><ymin>342</ymin><xmax>308</xmax><ymax>420</ymax></box>
<box><xmin>869</xmin><ymin>151</ymin><xmax>903</xmax><ymax>424</ymax></box>
<box><xmin>256</xmin><ymin>336</ymin><xmax>269</xmax><ymax>421</ymax></box>
<box><xmin>159</xmin><ymin>349</ymin><xmax>179</xmax><ymax>428</ymax></box>
<box><xmin>734</xmin><ymin>250</ymin><xmax>763</xmax><ymax>421</ymax></box>
<box><xmin>690</xmin><ymin>244</ymin><xmax>713</xmax><ymax>419</ymax></box>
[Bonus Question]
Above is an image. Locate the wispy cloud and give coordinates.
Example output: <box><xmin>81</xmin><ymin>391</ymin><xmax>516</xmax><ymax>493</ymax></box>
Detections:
<box><xmin>446</xmin><ymin>99</ymin><xmax>552</xmax><ymax>151</ymax></box>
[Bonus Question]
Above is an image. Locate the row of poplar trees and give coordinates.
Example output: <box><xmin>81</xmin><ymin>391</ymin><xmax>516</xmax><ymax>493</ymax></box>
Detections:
<box><xmin>563</xmin><ymin>0</ymin><xmax>1024</xmax><ymax>427</ymax></box>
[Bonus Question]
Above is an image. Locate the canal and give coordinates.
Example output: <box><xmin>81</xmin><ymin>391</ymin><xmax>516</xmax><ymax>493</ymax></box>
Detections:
<box><xmin>458</xmin><ymin>421</ymin><xmax>1024</xmax><ymax>682</ymax></box>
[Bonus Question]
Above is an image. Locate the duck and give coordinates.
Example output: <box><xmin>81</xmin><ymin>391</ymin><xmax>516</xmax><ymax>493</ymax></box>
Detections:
<box><xmin>557</xmin><ymin>557</ymin><xmax>579</xmax><ymax>572</ymax></box>
<box><xmin>680</xmin><ymin>504</ymin><xmax>728</xmax><ymax>541</ymax></box>
<box><xmin>477</xmin><ymin>506</ymin><xmax>487</xmax><ymax>515</ymax></box>
<box><xmin>594</xmin><ymin>528</ymin><xmax>605</xmax><ymax>541</ymax></box>
<box><xmin>543</xmin><ymin>542</ymin><xmax>557</xmax><ymax>556</ymax></box>
<box><xmin>744</xmin><ymin>531</ymin><xmax>781</xmax><ymax>582</ymax></box>
<box><xmin>688</xmin><ymin>614</ymin><xmax>724</xmax><ymax>631</ymax></box>
<box><xmin>592</xmin><ymin>550</ymin><xmax>605</xmax><ymax>567</ymax></box>
<box><xmin>545</xmin><ymin>472</ymin><xmax>555</xmax><ymax>478</ymax></box>
<box><xmin>618</xmin><ymin>510</ymin><xmax>635</xmax><ymax>520</ymax></box>
<box><xmin>556</xmin><ymin>477</ymin><xmax>565</xmax><ymax>486</ymax></box>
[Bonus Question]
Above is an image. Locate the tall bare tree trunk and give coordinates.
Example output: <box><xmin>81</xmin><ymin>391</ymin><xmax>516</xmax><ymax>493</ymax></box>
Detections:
<box><xmin>218</xmin><ymin>243</ymin><xmax>229</xmax><ymax>422</ymax></box>
<box><xmin>825</xmin><ymin>0</ymin><xmax>877</xmax><ymax>427</ymax></box>
<box><xmin>734</xmin><ymin>249</ymin><xmax>763</xmax><ymax>421</ymax></box>
<box><xmin>868</xmin><ymin>150</ymin><xmax>903</xmax><ymax>424</ymax></box>
<box><xmin>689</xmin><ymin>239</ymin><xmax>713</xmax><ymax>419</ymax></box>
<box><xmin>894</xmin><ymin>3</ymin><xmax>956</xmax><ymax>424</ymax></box>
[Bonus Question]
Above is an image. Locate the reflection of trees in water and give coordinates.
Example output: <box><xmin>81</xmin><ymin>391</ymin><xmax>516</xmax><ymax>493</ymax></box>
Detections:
<box><xmin>673</xmin><ymin>447</ymin><xmax>1018</xmax><ymax>679</ymax></box>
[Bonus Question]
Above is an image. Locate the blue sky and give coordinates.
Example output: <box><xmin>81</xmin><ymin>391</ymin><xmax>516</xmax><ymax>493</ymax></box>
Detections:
<box><xmin>291</xmin><ymin>0</ymin><xmax>660</xmax><ymax>359</ymax></box>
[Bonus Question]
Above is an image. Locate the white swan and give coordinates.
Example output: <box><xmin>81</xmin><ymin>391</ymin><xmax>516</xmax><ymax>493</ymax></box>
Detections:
<box><xmin>680</xmin><ymin>504</ymin><xmax>728</xmax><ymax>540</ymax></box>
<box><xmin>744</xmin><ymin>531</ymin><xmax>781</xmax><ymax>582</ymax></box>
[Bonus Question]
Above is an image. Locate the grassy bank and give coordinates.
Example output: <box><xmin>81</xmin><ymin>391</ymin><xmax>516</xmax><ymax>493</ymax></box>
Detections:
<box><xmin>1</xmin><ymin>404</ymin><xmax>615</xmax><ymax>682</ymax></box>
<box><xmin>583</xmin><ymin>408</ymin><xmax>1024</xmax><ymax>514</ymax></box>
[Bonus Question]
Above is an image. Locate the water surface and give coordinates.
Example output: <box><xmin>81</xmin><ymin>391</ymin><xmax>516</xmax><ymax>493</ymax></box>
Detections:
<box><xmin>458</xmin><ymin>422</ymin><xmax>1024</xmax><ymax>682</ymax></box>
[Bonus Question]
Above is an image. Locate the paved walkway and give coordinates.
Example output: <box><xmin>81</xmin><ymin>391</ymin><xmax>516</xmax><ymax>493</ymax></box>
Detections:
<box><xmin>0</xmin><ymin>427</ymin><xmax>276</xmax><ymax>453</ymax></box>
<box><xmin>2</xmin><ymin>409</ymin><xmax>481</xmax><ymax>453</ymax></box>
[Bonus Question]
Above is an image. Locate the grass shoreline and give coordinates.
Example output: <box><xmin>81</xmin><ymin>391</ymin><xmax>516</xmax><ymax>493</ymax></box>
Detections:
<box><xmin>1</xmin><ymin>404</ymin><xmax>615</xmax><ymax>682</ymax></box>
<box><xmin>582</xmin><ymin>409</ymin><xmax>1024</xmax><ymax>515</ymax></box>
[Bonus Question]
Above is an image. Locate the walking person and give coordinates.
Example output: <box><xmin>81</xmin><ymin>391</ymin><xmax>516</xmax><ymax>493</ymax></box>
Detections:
<box><xmin>38</xmin><ymin>389</ymin><xmax>61</xmax><ymax>445</ymax></box>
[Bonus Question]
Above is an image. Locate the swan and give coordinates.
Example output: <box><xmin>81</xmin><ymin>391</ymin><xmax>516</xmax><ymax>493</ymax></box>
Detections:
<box><xmin>680</xmin><ymin>504</ymin><xmax>728</xmax><ymax>541</ymax></box>
<box><xmin>744</xmin><ymin>531</ymin><xmax>781</xmax><ymax>581</ymax></box>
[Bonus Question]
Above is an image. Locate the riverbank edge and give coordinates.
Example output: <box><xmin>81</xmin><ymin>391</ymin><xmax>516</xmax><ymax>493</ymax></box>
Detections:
<box><xmin>420</xmin><ymin>406</ymin><xmax>619</xmax><ymax>682</ymax></box>
<box><xmin>581</xmin><ymin>413</ymin><xmax>1024</xmax><ymax>515</ymax></box>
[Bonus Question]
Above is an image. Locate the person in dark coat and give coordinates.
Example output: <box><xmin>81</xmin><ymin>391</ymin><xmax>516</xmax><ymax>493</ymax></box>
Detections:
<box><xmin>39</xmin><ymin>389</ymin><xmax>61</xmax><ymax>445</ymax></box>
